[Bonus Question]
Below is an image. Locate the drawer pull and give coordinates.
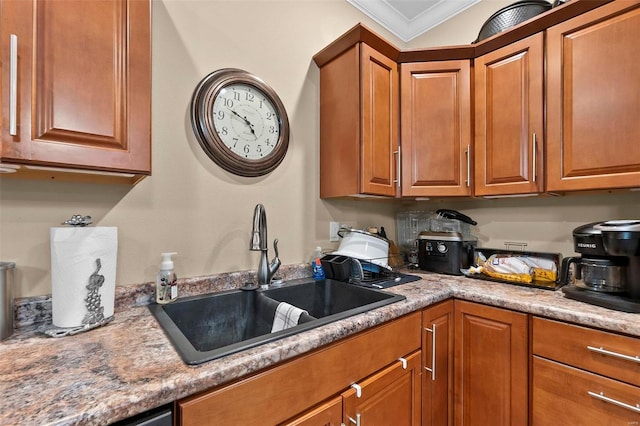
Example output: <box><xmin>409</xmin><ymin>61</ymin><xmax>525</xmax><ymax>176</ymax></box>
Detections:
<box><xmin>588</xmin><ymin>391</ymin><xmax>640</xmax><ymax>414</ymax></box>
<box><xmin>351</xmin><ymin>383</ymin><xmax>362</xmax><ymax>398</ymax></box>
<box><xmin>348</xmin><ymin>413</ymin><xmax>361</xmax><ymax>425</ymax></box>
<box><xmin>587</xmin><ymin>345</ymin><xmax>640</xmax><ymax>364</ymax></box>
<box><xmin>398</xmin><ymin>357</ymin><xmax>407</xmax><ymax>370</ymax></box>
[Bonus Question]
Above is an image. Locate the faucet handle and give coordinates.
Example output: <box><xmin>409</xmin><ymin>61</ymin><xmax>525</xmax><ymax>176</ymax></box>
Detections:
<box><xmin>269</xmin><ymin>238</ymin><xmax>281</xmax><ymax>279</ymax></box>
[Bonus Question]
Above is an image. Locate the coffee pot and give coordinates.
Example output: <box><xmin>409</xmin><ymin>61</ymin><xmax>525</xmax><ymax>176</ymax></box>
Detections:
<box><xmin>561</xmin><ymin>221</ymin><xmax>640</xmax><ymax>312</ymax></box>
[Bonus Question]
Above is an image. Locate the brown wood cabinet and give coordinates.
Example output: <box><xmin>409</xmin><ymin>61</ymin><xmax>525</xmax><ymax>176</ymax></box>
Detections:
<box><xmin>400</xmin><ymin>61</ymin><xmax>472</xmax><ymax>197</ymax></box>
<box><xmin>177</xmin><ymin>312</ymin><xmax>421</xmax><ymax>425</ymax></box>
<box><xmin>546</xmin><ymin>0</ymin><xmax>640</xmax><ymax>192</ymax></box>
<box><xmin>343</xmin><ymin>350</ymin><xmax>422</xmax><ymax>426</ymax></box>
<box><xmin>474</xmin><ymin>33</ymin><xmax>544</xmax><ymax>197</ymax></box>
<box><xmin>0</xmin><ymin>0</ymin><xmax>151</xmax><ymax>184</ymax></box>
<box><xmin>454</xmin><ymin>300</ymin><xmax>529</xmax><ymax>425</ymax></box>
<box><xmin>279</xmin><ymin>396</ymin><xmax>343</xmax><ymax>426</ymax></box>
<box><xmin>422</xmin><ymin>300</ymin><xmax>454</xmax><ymax>426</ymax></box>
<box><xmin>315</xmin><ymin>36</ymin><xmax>399</xmax><ymax>198</ymax></box>
<box><xmin>532</xmin><ymin>317</ymin><xmax>640</xmax><ymax>424</ymax></box>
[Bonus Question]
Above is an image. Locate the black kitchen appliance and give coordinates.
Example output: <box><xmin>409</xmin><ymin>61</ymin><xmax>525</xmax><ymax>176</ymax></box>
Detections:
<box><xmin>561</xmin><ymin>221</ymin><xmax>640</xmax><ymax>312</ymax></box>
<box><xmin>418</xmin><ymin>231</ymin><xmax>477</xmax><ymax>275</ymax></box>
<box><xmin>417</xmin><ymin>210</ymin><xmax>477</xmax><ymax>275</ymax></box>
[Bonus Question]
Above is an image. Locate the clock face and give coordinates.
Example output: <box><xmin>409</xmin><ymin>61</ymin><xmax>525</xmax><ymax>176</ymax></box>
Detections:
<box><xmin>190</xmin><ymin>68</ymin><xmax>290</xmax><ymax>177</ymax></box>
<box><xmin>212</xmin><ymin>84</ymin><xmax>281</xmax><ymax>160</ymax></box>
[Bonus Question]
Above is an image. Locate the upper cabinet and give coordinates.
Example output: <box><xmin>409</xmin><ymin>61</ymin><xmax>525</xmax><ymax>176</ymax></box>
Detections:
<box><xmin>474</xmin><ymin>33</ymin><xmax>544</xmax><ymax>197</ymax></box>
<box><xmin>546</xmin><ymin>1</ymin><xmax>640</xmax><ymax>192</ymax></box>
<box><xmin>1</xmin><ymin>0</ymin><xmax>151</xmax><ymax>184</ymax></box>
<box><xmin>314</xmin><ymin>26</ymin><xmax>400</xmax><ymax>198</ymax></box>
<box><xmin>400</xmin><ymin>60</ymin><xmax>472</xmax><ymax>197</ymax></box>
<box><xmin>315</xmin><ymin>1</ymin><xmax>635</xmax><ymax>199</ymax></box>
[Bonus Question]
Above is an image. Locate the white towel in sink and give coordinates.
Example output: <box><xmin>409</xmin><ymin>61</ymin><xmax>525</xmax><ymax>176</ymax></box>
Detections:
<box><xmin>271</xmin><ymin>302</ymin><xmax>308</xmax><ymax>333</ymax></box>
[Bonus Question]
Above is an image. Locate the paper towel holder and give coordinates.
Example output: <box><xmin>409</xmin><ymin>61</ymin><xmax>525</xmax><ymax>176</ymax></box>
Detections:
<box><xmin>45</xmin><ymin>216</ymin><xmax>116</xmax><ymax>338</ymax></box>
<box><xmin>62</xmin><ymin>214</ymin><xmax>93</xmax><ymax>227</ymax></box>
<box><xmin>44</xmin><ymin>257</ymin><xmax>115</xmax><ymax>337</ymax></box>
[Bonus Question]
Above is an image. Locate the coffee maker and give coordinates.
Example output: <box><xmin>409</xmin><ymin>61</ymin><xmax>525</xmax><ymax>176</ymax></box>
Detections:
<box><xmin>561</xmin><ymin>220</ymin><xmax>640</xmax><ymax>312</ymax></box>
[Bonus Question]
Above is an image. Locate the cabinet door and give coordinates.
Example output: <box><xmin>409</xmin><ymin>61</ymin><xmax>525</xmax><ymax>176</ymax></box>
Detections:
<box><xmin>474</xmin><ymin>33</ymin><xmax>544</xmax><ymax>196</ymax></box>
<box><xmin>360</xmin><ymin>43</ymin><xmax>399</xmax><ymax>197</ymax></box>
<box><xmin>454</xmin><ymin>300</ymin><xmax>528</xmax><ymax>426</ymax></box>
<box><xmin>343</xmin><ymin>350</ymin><xmax>421</xmax><ymax>426</ymax></box>
<box><xmin>280</xmin><ymin>396</ymin><xmax>343</xmax><ymax>426</ymax></box>
<box><xmin>422</xmin><ymin>300</ymin><xmax>454</xmax><ymax>426</ymax></box>
<box><xmin>1</xmin><ymin>0</ymin><xmax>151</xmax><ymax>175</ymax></box>
<box><xmin>546</xmin><ymin>1</ymin><xmax>640</xmax><ymax>192</ymax></box>
<box><xmin>318</xmin><ymin>41</ymin><xmax>398</xmax><ymax>198</ymax></box>
<box><xmin>400</xmin><ymin>61</ymin><xmax>471</xmax><ymax>197</ymax></box>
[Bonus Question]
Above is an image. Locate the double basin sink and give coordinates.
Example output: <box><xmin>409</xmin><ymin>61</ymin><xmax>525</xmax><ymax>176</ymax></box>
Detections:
<box><xmin>149</xmin><ymin>278</ymin><xmax>405</xmax><ymax>365</ymax></box>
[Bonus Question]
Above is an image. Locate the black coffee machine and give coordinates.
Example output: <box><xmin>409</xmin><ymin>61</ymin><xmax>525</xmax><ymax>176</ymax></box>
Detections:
<box><xmin>561</xmin><ymin>221</ymin><xmax>640</xmax><ymax>312</ymax></box>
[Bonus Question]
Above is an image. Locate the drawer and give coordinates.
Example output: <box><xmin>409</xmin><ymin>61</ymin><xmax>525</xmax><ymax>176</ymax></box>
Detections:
<box><xmin>532</xmin><ymin>356</ymin><xmax>640</xmax><ymax>425</ymax></box>
<box><xmin>533</xmin><ymin>317</ymin><xmax>640</xmax><ymax>387</ymax></box>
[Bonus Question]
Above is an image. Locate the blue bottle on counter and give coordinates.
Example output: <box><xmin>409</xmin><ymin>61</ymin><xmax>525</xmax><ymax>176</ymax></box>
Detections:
<box><xmin>311</xmin><ymin>246</ymin><xmax>326</xmax><ymax>280</ymax></box>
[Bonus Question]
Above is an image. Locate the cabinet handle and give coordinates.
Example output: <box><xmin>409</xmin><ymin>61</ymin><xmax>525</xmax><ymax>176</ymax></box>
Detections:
<box><xmin>348</xmin><ymin>413</ymin><xmax>361</xmax><ymax>426</ymax></box>
<box><xmin>587</xmin><ymin>345</ymin><xmax>640</xmax><ymax>364</ymax></box>
<box><xmin>9</xmin><ymin>34</ymin><xmax>18</xmax><ymax>136</ymax></box>
<box><xmin>424</xmin><ymin>324</ymin><xmax>436</xmax><ymax>381</ymax></box>
<box><xmin>465</xmin><ymin>145</ymin><xmax>470</xmax><ymax>188</ymax></box>
<box><xmin>532</xmin><ymin>134</ymin><xmax>537</xmax><ymax>183</ymax></box>
<box><xmin>393</xmin><ymin>146</ymin><xmax>401</xmax><ymax>188</ymax></box>
<box><xmin>588</xmin><ymin>391</ymin><xmax>640</xmax><ymax>414</ymax></box>
<box><xmin>397</xmin><ymin>357</ymin><xmax>407</xmax><ymax>370</ymax></box>
<box><xmin>350</xmin><ymin>383</ymin><xmax>362</xmax><ymax>398</ymax></box>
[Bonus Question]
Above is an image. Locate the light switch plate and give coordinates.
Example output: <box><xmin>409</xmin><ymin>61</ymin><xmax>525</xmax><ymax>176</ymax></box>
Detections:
<box><xmin>329</xmin><ymin>221</ymin><xmax>340</xmax><ymax>242</ymax></box>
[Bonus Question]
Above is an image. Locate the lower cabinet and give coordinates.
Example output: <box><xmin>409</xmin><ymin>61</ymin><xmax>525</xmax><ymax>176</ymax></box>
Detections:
<box><xmin>422</xmin><ymin>300</ymin><xmax>454</xmax><ymax>426</ymax></box>
<box><xmin>279</xmin><ymin>396</ymin><xmax>343</xmax><ymax>426</ymax></box>
<box><xmin>176</xmin><ymin>300</ymin><xmax>640</xmax><ymax>426</ymax></box>
<box><xmin>454</xmin><ymin>300</ymin><xmax>529</xmax><ymax>426</ymax></box>
<box><xmin>282</xmin><ymin>351</ymin><xmax>421</xmax><ymax>426</ymax></box>
<box><xmin>342</xmin><ymin>350</ymin><xmax>421</xmax><ymax>426</ymax></box>
<box><xmin>532</xmin><ymin>317</ymin><xmax>640</xmax><ymax>424</ymax></box>
<box><xmin>421</xmin><ymin>300</ymin><xmax>528</xmax><ymax>426</ymax></box>
<box><xmin>177</xmin><ymin>312</ymin><xmax>421</xmax><ymax>425</ymax></box>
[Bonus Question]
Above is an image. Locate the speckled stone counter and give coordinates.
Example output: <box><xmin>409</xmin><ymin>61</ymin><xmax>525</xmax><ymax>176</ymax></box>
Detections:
<box><xmin>1</xmin><ymin>268</ymin><xmax>639</xmax><ymax>425</ymax></box>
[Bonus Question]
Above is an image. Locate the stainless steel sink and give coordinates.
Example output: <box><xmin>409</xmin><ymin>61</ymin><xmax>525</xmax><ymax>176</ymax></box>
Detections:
<box><xmin>149</xmin><ymin>278</ymin><xmax>405</xmax><ymax>365</ymax></box>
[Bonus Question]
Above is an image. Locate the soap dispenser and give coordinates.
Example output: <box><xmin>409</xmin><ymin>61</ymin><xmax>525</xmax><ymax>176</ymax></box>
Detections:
<box><xmin>156</xmin><ymin>252</ymin><xmax>177</xmax><ymax>304</ymax></box>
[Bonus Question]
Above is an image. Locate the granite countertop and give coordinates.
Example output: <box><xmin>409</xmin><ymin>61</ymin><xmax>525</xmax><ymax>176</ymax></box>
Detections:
<box><xmin>1</xmin><ymin>270</ymin><xmax>639</xmax><ymax>425</ymax></box>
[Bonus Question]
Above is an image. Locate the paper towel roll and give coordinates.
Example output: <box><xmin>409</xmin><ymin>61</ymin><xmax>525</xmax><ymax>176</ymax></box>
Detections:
<box><xmin>50</xmin><ymin>227</ymin><xmax>117</xmax><ymax>328</ymax></box>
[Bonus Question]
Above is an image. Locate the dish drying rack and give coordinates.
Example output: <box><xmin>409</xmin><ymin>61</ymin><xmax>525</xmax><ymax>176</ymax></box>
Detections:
<box><xmin>321</xmin><ymin>254</ymin><xmax>406</xmax><ymax>287</ymax></box>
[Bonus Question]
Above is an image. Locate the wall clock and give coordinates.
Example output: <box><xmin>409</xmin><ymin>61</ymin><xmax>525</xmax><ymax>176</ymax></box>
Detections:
<box><xmin>190</xmin><ymin>68</ymin><xmax>290</xmax><ymax>177</ymax></box>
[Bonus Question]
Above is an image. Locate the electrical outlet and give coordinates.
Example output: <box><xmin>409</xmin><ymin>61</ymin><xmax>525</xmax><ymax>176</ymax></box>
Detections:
<box><xmin>329</xmin><ymin>221</ymin><xmax>340</xmax><ymax>242</ymax></box>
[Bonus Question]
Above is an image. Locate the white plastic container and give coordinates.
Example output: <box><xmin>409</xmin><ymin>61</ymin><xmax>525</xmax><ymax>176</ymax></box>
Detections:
<box><xmin>156</xmin><ymin>252</ymin><xmax>177</xmax><ymax>304</ymax></box>
<box><xmin>332</xmin><ymin>228</ymin><xmax>390</xmax><ymax>268</ymax></box>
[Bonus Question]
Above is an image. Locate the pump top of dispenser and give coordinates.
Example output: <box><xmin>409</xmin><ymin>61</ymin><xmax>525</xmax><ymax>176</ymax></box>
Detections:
<box><xmin>160</xmin><ymin>252</ymin><xmax>177</xmax><ymax>270</ymax></box>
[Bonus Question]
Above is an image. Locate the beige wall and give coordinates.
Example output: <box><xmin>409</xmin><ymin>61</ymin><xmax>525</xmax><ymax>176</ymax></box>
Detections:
<box><xmin>1</xmin><ymin>0</ymin><xmax>638</xmax><ymax>298</ymax></box>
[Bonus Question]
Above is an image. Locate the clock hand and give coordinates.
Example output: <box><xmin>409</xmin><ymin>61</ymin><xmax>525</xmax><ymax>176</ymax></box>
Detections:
<box><xmin>228</xmin><ymin>108</ymin><xmax>258</xmax><ymax>139</ymax></box>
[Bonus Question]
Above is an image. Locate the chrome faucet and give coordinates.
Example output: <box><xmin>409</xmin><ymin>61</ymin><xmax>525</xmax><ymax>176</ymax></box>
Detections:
<box><xmin>250</xmin><ymin>204</ymin><xmax>281</xmax><ymax>289</ymax></box>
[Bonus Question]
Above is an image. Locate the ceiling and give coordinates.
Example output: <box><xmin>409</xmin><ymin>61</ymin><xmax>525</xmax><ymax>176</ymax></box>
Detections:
<box><xmin>346</xmin><ymin>0</ymin><xmax>481</xmax><ymax>42</ymax></box>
